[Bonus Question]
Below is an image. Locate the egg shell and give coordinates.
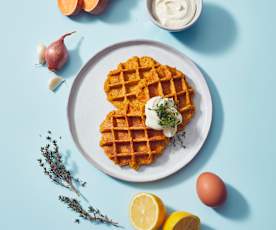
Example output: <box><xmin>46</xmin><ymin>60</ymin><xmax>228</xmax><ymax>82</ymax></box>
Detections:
<box><xmin>196</xmin><ymin>172</ymin><xmax>227</xmax><ymax>207</ymax></box>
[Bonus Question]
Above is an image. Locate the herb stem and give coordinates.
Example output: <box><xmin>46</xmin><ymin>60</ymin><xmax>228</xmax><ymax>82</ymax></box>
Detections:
<box><xmin>59</xmin><ymin>196</ymin><xmax>121</xmax><ymax>227</ymax></box>
<box><xmin>69</xmin><ymin>182</ymin><xmax>80</xmax><ymax>197</ymax></box>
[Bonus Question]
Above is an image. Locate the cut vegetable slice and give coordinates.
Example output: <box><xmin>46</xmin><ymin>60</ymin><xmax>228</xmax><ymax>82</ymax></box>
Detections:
<box><xmin>163</xmin><ymin>211</ymin><xmax>200</xmax><ymax>230</ymax></box>
<box><xmin>83</xmin><ymin>0</ymin><xmax>108</xmax><ymax>15</ymax></box>
<box><xmin>129</xmin><ymin>193</ymin><xmax>166</xmax><ymax>230</ymax></box>
<box><xmin>57</xmin><ymin>0</ymin><xmax>83</xmax><ymax>16</ymax></box>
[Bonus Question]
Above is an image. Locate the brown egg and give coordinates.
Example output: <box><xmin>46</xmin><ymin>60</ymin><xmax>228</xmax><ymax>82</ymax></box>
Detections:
<box><xmin>196</xmin><ymin>172</ymin><xmax>227</xmax><ymax>207</ymax></box>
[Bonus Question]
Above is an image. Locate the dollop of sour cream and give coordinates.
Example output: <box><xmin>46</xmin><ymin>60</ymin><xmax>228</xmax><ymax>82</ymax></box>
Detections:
<box><xmin>145</xmin><ymin>96</ymin><xmax>182</xmax><ymax>137</ymax></box>
<box><xmin>152</xmin><ymin>0</ymin><xmax>197</xmax><ymax>29</ymax></box>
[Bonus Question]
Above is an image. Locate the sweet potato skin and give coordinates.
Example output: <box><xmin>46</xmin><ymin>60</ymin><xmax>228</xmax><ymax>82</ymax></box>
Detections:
<box><xmin>83</xmin><ymin>0</ymin><xmax>108</xmax><ymax>15</ymax></box>
<box><xmin>82</xmin><ymin>0</ymin><xmax>98</xmax><ymax>12</ymax></box>
<box><xmin>58</xmin><ymin>0</ymin><xmax>83</xmax><ymax>16</ymax></box>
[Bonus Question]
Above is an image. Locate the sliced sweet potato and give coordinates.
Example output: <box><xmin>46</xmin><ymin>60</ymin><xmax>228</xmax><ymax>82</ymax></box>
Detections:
<box><xmin>83</xmin><ymin>0</ymin><xmax>98</xmax><ymax>12</ymax></box>
<box><xmin>83</xmin><ymin>0</ymin><xmax>108</xmax><ymax>15</ymax></box>
<box><xmin>57</xmin><ymin>0</ymin><xmax>83</xmax><ymax>16</ymax></box>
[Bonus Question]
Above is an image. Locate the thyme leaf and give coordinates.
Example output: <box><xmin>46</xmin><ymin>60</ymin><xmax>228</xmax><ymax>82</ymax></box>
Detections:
<box><xmin>171</xmin><ymin>131</ymin><xmax>186</xmax><ymax>149</ymax></box>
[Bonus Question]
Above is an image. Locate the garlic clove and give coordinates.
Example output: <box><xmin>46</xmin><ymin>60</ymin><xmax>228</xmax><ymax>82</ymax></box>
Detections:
<box><xmin>37</xmin><ymin>43</ymin><xmax>47</xmax><ymax>65</ymax></box>
<box><xmin>48</xmin><ymin>76</ymin><xmax>65</xmax><ymax>92</ymax></box>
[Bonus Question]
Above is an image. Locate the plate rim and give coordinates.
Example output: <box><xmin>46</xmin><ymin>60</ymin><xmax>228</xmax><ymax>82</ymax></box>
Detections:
<box><xmin>67</xmin><ymin>39</ymin><xmax>213</xmax><ymax>183</ymax></box>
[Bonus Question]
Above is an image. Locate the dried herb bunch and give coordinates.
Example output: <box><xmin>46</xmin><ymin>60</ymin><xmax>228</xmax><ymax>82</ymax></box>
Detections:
<box><xmin>38</xmin><ymin>131</ymin><xmax>86</xmax><ymax>196</ymax></box>
<box><xmin>59</xmin><ymin>196</ymin><xmax>119</xmax><ymax>227</ymax></box>
<box><xmin>38</xmin><ymin>131</ymin><xmax>120</xmax><ymax>227</ymax></box>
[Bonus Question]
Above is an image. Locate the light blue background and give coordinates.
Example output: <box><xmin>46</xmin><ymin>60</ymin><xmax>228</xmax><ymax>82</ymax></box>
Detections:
<box><xmin>1</xmin><ymin>0</ymin><xmax>275</xmax><ymax>229</ymax></box>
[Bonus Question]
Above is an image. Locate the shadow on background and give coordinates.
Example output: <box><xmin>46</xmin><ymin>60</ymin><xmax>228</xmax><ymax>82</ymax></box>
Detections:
<box><xmin>165</xmin><ymin>205</ymin><xmax>176</xmax><ymax>214</ymax></box>
<box><xmin>69</xmin><ymin>0</ymin><xmax>139</xmax><ymax>24</ymax></box>
<box><xmin>172</xmin><ymin>3</ymin><xmax>238</xmax><ymax>54</ymax></box>
<box><xmin>118</xmin><ymin>66</ymin><xmax>224</xmax><ymax>189</ymax></box>
<box><xmin>58</xmin><ymin>37</ymin><xmax>84</xmax><ymax>78</ymax></box>
<box><xmin>202</xmin><ymin>224</ymin><xmax>216</xmax><ymax>230</ymax></box>
<box><xmin>214</xmin><ymin>184</ymin><xmax>250</xmax><ymax>220</ymax></box>
<box><xmin>64</xmin><ymin>150</ymin><xmax>79</xmax><ymax>179</ymax></box>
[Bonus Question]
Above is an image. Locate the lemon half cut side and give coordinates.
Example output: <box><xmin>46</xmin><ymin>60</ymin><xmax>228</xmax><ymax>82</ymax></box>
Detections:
<box><xmin>129</xmin><ymin>192</ymin><xmax>166</xmax><ymax>230</ymax></box>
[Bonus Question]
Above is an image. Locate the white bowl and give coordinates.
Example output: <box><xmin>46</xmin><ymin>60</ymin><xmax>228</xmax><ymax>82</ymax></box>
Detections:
<box><xmin>146</xmin><ymin>0</ymin><xmax>203</xmax><ymax>32</ymax></box>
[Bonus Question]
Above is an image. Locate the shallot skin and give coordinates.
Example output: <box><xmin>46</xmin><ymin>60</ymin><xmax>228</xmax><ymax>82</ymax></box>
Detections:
<box><xmin>44</xmin><ymin>32</ymin><xmax>75</xmax><ymax>71</ymax></box>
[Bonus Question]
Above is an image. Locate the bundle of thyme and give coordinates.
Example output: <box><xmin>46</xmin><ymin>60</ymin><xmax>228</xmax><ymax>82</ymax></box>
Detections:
<box><xmin>38</xmin><ymin>131</ymin><xmax>85</xmax><ymax>196</ymax></box>
<box><xmin>38</xmin><ymin>131</ymin><xmax>120</xmax><ymax>227</ymax></box>
<box><xmin>59</xmin><ymin>196</ymin><xmax>119</xmax><ymax>227</ymax></box>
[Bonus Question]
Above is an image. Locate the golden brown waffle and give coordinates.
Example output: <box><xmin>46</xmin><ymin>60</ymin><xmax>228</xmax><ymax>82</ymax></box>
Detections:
<box><xmin>101</xmin><ymin>56</ymin><xmax>195</xmax><ymax>169</ymax></box>
<box><xmin>137</xmin><ymin>65</ymin><xmax>195</xmax><ymax>130</ymax></box>
<box><xmin>104</xmin><ymin>56</ymin><xmax>160</xmax><ymax>109</ymax></box>
<box><xmin>100</xmin><ymin>104</ymin><xmax>169</xmax><ymax>170</ymax></box>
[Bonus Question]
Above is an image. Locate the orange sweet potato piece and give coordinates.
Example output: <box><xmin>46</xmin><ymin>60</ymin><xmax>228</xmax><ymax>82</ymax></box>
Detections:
<box><xmin>83</xmin><ymin>0</ymin><xmax>108</xmax><ymax>15</ymax></box>
<box><xmin>57</xmin><ymin>0</ymin><xmax>83</xmax><ymax>16</ymax></box>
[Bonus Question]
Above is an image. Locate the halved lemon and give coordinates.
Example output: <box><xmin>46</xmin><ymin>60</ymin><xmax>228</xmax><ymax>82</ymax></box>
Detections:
<box><xmin>129</xmin><ymin>192</ymin><xmax>166</xmax><ymax>230</ymax></box>
<box><xmin>163</xmin><ymin>211</ymin><xmax>200</xmax><ymax>230</ymax></box>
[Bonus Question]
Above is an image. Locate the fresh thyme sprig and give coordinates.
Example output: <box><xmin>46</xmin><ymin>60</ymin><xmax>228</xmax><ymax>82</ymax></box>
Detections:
<box><xmin>38</xmin><ymin>131</ymin><xmax>120</xmax><ymax>227</ymax></box>
<box><xmin>59</xmin><ymin>195</ymin><xmax>120</xmax><ymax>227</ymax></box>
<box><xmin>38</xmin><ymin>131</ymin><xmax>86</xmax><ymax>196</ymax></box>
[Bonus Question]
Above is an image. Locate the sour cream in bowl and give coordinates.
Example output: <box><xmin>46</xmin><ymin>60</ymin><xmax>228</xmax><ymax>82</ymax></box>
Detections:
<box><xmin>146</xmin><ymin>0</ymin><xmax>202</xmax><ymax>32</ymax></box>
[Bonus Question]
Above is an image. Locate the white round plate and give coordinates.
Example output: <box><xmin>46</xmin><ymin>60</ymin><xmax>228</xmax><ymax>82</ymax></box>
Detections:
<box><xmin>67</xmin><ymin>40</ymin><xmax>212</xmax><ymax>182</ymax></box>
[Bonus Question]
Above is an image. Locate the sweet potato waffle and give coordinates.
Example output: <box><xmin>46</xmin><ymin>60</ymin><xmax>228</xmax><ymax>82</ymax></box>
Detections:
<box><xmin>137</xmin><ymin>65</ymin><xmax>195</xmax><ymax>130</ymax></box>
<box><xmin>104</xmin><ymin>56</ymin><xmax>160</xmax><ymax>109</ymax></box>
<box><xmin>100</xmin><ymin>56</ymin><xmax>195</xmax><ymax>169</ymax></box>
<box><xmin>100</xmin><ymin>103</ymin><xmax>169</xmax><ymax>169</ymax></box>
